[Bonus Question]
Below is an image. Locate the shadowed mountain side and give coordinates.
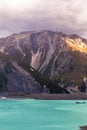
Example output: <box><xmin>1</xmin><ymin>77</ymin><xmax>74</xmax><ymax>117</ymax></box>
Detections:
<box><xmin>0</xmin><ymin>51</ymin><xmax>42</xmax><ymax>94</ymax></box>
<box><xmin>0</xmin><ymin>51</ymin><xmax>69</xmax><ymax>94</ymax></box>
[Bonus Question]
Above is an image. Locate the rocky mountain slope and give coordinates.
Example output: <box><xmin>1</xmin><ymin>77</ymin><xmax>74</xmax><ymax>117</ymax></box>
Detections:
<box><xmin>0</xmin><ymin>52</ymin><xmax>43</xmax><ymax>94</ymax></box>
<box><xmin>0</xmin><ymin>51</ymin><xmax>69</xmax><ymax>94</ymax></box>
<box><xmin>0</xmin><ymin>30</ymin><xmax>87</xmax><ymax>93</ymax></box>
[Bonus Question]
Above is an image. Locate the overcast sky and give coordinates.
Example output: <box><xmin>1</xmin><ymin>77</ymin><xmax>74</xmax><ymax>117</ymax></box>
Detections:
<box><xmin>0</xmin><ymin>0</ymin><xmax>87</xmax><ymax>38</ymax></box>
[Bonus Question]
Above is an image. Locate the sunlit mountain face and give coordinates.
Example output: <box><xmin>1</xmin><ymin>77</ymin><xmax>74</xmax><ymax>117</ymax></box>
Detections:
<box><xmin>64</xmin><ymin>38</ymin><xmax>87</xmax><ymax>53</ymax></box>
<box><xmin>0</xmin><ymin>30</ymin><xmax>87</xmax><ymax>94</ymax></box>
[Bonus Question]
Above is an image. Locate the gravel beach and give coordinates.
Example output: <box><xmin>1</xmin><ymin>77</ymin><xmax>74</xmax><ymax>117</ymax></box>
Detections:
<box><xmin>3</xmin><ymin>93</ymin><xmax>87</xmax><ymax>100</ymax></box>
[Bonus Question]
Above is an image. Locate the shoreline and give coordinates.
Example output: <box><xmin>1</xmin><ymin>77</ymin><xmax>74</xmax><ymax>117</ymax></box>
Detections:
<box><xmin>27</xmin><ymin>93</ymin><xmax>87</xmax><ymax>100</ymax></box>
<box><xmin>1</xmin><ymin>93</ymin><xmax>87</xmax><ymax>100</ymax></box>
<box><xmin>1</xmin><ymin>94</ymin><xmax>87</xmax><ymax>129</ymax></box>
<box><xmin>1</xmin><ymin>93</ymin><xmax>87</xmax><ymax>130</ymax></box>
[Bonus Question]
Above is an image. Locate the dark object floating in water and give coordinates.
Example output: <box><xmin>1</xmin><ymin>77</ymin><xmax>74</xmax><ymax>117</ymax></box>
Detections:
<box><xmin>76</xmin><ymin>102</ymin><xmax>85</xmax><ymax>104</ymax></box>
<box><xmin>80</xmin><ymin>125</ymin><xmax>87</xmax><ymax>130</ymax></box>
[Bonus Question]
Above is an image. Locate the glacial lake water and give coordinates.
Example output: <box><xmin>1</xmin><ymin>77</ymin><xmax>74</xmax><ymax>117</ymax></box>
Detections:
<box><xmin>0</xmin><ymin>99</ymin><xmax>87</xmax><ymax>130</ymax></box>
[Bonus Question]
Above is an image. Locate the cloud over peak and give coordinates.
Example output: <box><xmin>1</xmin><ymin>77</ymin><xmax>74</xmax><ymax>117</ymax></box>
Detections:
<box><xmin>0</xmin><ymin>0</ymin><xmax>87</xmax><ymax>38</ymax></box>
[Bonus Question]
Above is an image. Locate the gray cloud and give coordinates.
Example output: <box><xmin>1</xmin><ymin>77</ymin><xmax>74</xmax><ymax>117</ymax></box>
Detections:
<box><xmin>0</xmin><ymin>0</ymin><xmax>87</xmax><ymax>38</ymax></box>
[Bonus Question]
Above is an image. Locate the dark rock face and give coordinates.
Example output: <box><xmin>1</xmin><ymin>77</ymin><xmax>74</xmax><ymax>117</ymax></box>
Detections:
<box><xmin>0</xmin><ymin>59</ymin><xmax>42</xmax><ymax>94</ymax></box>
<box><xmin>0</xmin><ymin>30</ymin><xmax>87</xmax><ymax>92</ymax></box>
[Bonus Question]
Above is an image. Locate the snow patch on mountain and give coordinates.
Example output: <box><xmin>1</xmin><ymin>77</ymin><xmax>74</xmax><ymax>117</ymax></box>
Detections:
<box><xmin>0</xmin><ymin>46</ymin><xmax>5</xmax><ymax>52</ymax></box>
<box><xmin>31</xmin><ymin>48</ymin><xmax>42</xmax><ymax>69</ymax></box>
<box><xmin>39</xmin><ymin>39</ymin><xmax>54</xmax><ymax>72</ymax></box>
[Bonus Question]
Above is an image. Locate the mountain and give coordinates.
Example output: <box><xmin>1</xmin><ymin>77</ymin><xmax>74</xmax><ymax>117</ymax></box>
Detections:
<box><xmin>0</xmin><ymin>51</ymin><xmax>43</xmax><ymax>94</ymax></box>
<box><xmin>0</xmin><ymin>51</ymin><xmax>70</xmax><ymax>94</ymax></box>
<box><xmin>0</xmin><ymin>30</ymin><xmax>87</xmax><ymax>93</ymax></box>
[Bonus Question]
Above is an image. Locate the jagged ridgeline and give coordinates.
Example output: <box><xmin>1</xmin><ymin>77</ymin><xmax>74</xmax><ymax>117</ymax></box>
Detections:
<box><xmin>0</xmin><ymin>30</ymin><xmax>87</xmax><ymax>94</ymax></box>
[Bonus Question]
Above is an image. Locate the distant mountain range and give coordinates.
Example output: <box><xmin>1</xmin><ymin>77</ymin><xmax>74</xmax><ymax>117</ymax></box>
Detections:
<box><xmin>0</xmin><ymin>30</ymin><xmax>87</xmax><ymax>94</ymax></box>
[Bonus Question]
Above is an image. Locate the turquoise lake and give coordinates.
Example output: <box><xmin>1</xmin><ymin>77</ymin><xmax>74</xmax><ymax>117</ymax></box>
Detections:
<box><xmin>0</xmin><ymin>99</ymin><xmax>87</xmax><ymax>130</ymax></box>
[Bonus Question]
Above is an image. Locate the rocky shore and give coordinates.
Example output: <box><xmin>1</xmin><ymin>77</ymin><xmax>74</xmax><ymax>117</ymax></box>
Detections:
<box><xmin>1</xmin><ymin>93</ymin><xmax>87</xmax><ymax>100</ymax></box>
